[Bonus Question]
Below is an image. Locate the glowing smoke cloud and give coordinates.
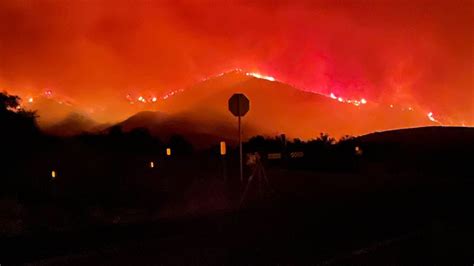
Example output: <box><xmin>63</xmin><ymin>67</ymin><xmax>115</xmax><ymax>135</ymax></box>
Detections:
<box><xmin>0</xmin><ymin>0</ymin><xmax>472</xmax><ymax>124</ymax></box>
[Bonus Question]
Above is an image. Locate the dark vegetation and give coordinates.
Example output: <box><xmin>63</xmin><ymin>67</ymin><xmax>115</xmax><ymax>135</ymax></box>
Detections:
<box><xmin>1</xmin><ymin>92</ymin><xmax>473</xmax><ymax>264</ymax></box>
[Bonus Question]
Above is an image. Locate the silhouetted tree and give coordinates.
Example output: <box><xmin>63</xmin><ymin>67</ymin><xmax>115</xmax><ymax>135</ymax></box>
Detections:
<box><xmin>0</xmin><ymin>92</ymin><xmax>39</xmax><ymax>140</ymax></box>
<box><xmin>246</xmin><ymin>135</ymin><xmax>266</xmax><ymax>152</ymax></box>
<box><xmin>0</xmin><ymin>92</ymin><xmax>40</xmax><ymax>197</ymax></box>
<box><xmin>317</xmin><ymin>133</ymin><xmax>335</xmax><ymax>145</ymax></box>
<box><xmin>335</xmin><ymin>135</ymin><xmax>356</xmax><ymax>154</ymax></box>
<box><xmin>169</xmin><ymin>134</ymin><xmax>193</xmax><ymax>155</ymax></box>
<box><xmin>107</xmin><ymin>125</ymin><xmax>124</xmax><ymax>137</ymax></box>
<box><xmin>338</xmin><ymin>135</ymin><xmax>354</xmax><ymax>143</ymax></box>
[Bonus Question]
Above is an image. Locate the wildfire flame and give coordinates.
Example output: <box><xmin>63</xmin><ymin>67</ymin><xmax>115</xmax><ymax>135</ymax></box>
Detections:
<box><xmin>329</xmin><ymin>92</ymin><xmax>367</xmax><ymax>107</ymax></box>
<box><xmin>427</xmin><ymin>112</ymin><xmax>438</xmax><ymax>123</ymax></box>
<box><xmin>246</xmin><ymin>72</ymin><xmax>276</xmax><ymax>81</ymax></box>
<box><xmin>2</xmin><ymin>68</ymin><xmax>453</xmax><ymax>126</ymax></box>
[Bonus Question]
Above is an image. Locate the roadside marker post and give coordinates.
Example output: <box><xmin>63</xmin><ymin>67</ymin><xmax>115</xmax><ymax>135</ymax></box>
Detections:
<box><xmin>220</xmin><ymin>141</ymin><xmax>227</xmax><ymax>181</ymax></box>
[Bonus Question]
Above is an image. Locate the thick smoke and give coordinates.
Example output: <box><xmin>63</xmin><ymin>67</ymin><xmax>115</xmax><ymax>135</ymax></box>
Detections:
<box><xmin>0</xmin><ymin>0</ymin><xmax>472</xmax><ymax>123</ymax></box>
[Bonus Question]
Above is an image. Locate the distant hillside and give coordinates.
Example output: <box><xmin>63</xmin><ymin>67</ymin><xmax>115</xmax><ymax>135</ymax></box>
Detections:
<box><xmin>117</xmin><ymin>111</ymin><xmax>169</xmax><ymax>131</ymax></box>
<box><xmin>148</xmin><ymin>71</ymin><xmax>436</xmax><ymax>139</ymax></box>
<box><xmin>27</xmin><ymin>97</ymin><xmax>80</xmax><ymax>126</ymax></box>
<box><xmin>33</xmin><ymin>71</ymin><xmax>443</xmax><ymax>143</ymax></box>
<box><xmin>42</xmin><ymin>112</ymin><xmax>109</xmax><ymax>136</ymax></box>
<box><xmin>352</xmin><ymin>126</ymin><xmax>474</xmax><ymax>178</ymax></box>
<box><xmin>356</xmin><ymin>126</ymin><xmax>474</xmax><ymax>147</ymax></box>
<box><xmin>116</xmin><ymin>110</ymin><xmax>237</xmax><ymax>148</ymax></box>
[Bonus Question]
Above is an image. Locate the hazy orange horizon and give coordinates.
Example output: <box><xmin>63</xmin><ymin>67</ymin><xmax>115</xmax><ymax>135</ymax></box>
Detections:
<box><xmin>1</xmin><ymin>0</ymin><xmax>472</xmax><ymax>125</ymax></box>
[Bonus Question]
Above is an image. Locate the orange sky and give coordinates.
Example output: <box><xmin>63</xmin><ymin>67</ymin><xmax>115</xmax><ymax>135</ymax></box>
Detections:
<box><xmin>0</xmin><ymin>0</ymin><xmax>472</xmax><ymax>124</ymax></box>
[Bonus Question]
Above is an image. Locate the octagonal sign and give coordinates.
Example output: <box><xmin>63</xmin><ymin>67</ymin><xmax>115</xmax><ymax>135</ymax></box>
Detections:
<box><xmin>228</xmin><ymin>93</ymin><xmax>250</xmax><ymax>117</ymax></box>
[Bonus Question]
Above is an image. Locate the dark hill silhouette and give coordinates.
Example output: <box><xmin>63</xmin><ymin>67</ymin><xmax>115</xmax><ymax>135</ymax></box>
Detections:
<box><xmin>352</xmin><ymin>126</ymin><xmax>474</xmax><ymax>178</ymax></box>
<box><xmin>356</xmin><ymin>126</ymin><xmax>474</xmax><ymax>147</ymax></box>
<box><xmin>43</xmin><ymin>112</ymin><xmax>110</xmax><ymax>136</ymax></box>
<box><xmin>118</xmin><ymin>111</ymin><xmax>169</xmax><ymax>131</ymax></box>
<box><xmin>116</xmin><ymin>110</ymin><xmax>237</xmax><ymax>148</ymax></box>
<box><xmin>31</xmin><ymin>71</ymin><xmax>443</xmax><ymax>142</ymax></box>
<box><xmin>115</xmin><ymin>71</ymin><xmax>437</xmax><ymax>145</ymax></box>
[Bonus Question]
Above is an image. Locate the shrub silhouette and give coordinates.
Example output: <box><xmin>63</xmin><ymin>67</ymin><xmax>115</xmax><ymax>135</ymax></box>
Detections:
<box><xmin>169</xmin><ymin>134</ymin><xmax>194</xmax><ymax>155</ymax></box>
<box><xmin>0</xmin><ymin>92</ymin><xmax>40</xmax><ymax>197</ymax></box>
<box><xmin>0</xmin><ymin>92</ymin><xmax>39</xmax><ymax>140</ymax></box>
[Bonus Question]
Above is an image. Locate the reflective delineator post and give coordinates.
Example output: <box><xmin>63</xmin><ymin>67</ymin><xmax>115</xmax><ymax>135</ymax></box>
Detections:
<box><xmin>355</xmin><ymin>146</ymin><xmax>363</xmax><ymax>156</ymax></box>
<box><xmin>220</xmin><ymin>141</ymin><xmax>227</xmax><ymax>181</ymax></box>
<box><xmin>220</xmin><ymin>141</ymin><xmax>226</xmax><ymax>156</ymax></box>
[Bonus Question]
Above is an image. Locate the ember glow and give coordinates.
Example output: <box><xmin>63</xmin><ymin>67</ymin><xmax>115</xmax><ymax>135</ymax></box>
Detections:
<box><xmin>0</xmin><ymin>0</ymin><xmax>472</xmax><ymax>126</ymax></box>
<box><xmin>246</xmin><ymin>72</ymin><xmax>276</xmax><ymax>82</ymax></box>
<box><xmin>328</xmin><ymin>92</ymin><xmax>368</xmax><ymax>107</ymax></box>
<box><xmin>427</xmin><ymin>112</ymin><xmax>439</xmax><ymax>123</ymax></box>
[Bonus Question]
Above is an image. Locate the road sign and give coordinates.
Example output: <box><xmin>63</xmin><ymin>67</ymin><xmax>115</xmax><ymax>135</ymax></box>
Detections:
<box><xmin>228</xmin><ymin>93</ymin><xmax>250</xmax><ymax>183</ymax></box>
<box><xmin>228</xmin><ymin>93</ymin><xmax>250</xmax><ymax>117</ymax></box>
<box><xmin>267</xmin><ymin>153</ymin><xmax>282</xmax><ymax>160</ymax></box>
<box><xmin>289</xmin><ymin>151</ymin><xmax>304</xmax><ymax>158</ymax></box>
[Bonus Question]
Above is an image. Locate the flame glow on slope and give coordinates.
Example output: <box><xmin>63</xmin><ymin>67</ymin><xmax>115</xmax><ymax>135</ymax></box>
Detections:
<box><xmin>245</xmin><ymin>72</ymin><xmax>276</xmax><ymax>81</ymax></box>
<box><xmin>12</xmin><ymin>89</ymin><xmax>75</xmax><ymax>111</ymax></box>
<box><xmin>427</xmin><ymin>112</ymin><xmax>439</xmax><ymax>123</ymax></box>
<box><xmin>125</xmin><ymin>88</ymin><xmax>185</xmax><ymax>105</ymax></box>
<box><xmin>329</xmin><ymin>92</ymin><xmax>367</xmax><ymax>107</ymax></box>
<box><xmin>3</xmin><ymin>68</ymin><xmax>449</xmax><ymax>126</ymax></box>
<box><xmin>115</xmin><ymin>68</ymin><xmax>440</xmax><ymax>123</ymax></box>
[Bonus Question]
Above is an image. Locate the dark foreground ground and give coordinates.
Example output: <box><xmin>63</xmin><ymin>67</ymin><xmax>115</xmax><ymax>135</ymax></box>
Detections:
<box><xmin>1</xmin><ymin>167</ymin><xmax>473</xmax><ymax>265</ymax></box>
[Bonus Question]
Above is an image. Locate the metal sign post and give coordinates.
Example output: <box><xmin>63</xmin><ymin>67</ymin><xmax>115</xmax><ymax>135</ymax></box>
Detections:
<box><xmin>238</xmin><ymin>115</ymin><xmax>242</xmax><ymax>182</ymax></box>
<box><xmin>228</xmin><ymin>93</ymin><xmax>250</xmax><ymax>183</ymax></box>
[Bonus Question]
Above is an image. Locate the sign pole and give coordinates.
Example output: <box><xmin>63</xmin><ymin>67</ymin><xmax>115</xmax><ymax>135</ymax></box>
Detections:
<box><xmin>228</xmin><ymin>93</ymin><xmax>249</xmax><ymax>185</ymax></box>
<box><xmin>238</xmin><ymin>115</ymin><xmax>243</xmax><ymax>183</ymax></box>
